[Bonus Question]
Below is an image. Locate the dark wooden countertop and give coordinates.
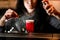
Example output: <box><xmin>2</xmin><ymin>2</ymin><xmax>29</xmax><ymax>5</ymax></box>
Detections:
<box><xmin>0</xmin><ymin>33</ymin><xmax>53</xmax><ymax>38</ymax></box>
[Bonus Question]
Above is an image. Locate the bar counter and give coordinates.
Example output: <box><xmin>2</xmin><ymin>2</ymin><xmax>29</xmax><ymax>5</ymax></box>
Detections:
<box><xmin>0</xmin><ymin>33</ymin><xmax>60</xmax><ymax>40</ymax></box>
<box><xmin>0</xmin><ymin>33</ymin><xmax>53</xmax><ymax>38</ymax></box>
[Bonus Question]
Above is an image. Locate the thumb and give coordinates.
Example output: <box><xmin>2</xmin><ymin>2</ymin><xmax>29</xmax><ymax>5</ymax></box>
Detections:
<box><xmin>42</xmin><ymin>0</ymin><xmax>49</xmax><ymax>4</ymax></box>
<box><xmin>11</xmin><ymin>11</ymin><xmax>19</xmax><ymax>18</ymax></box>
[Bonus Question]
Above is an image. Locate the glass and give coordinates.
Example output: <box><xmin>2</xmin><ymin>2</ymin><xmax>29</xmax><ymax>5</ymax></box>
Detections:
<box><xmin>26</xmin><ymin>20</ymin><xmax>34</xmax><ymax>33</ymax></box>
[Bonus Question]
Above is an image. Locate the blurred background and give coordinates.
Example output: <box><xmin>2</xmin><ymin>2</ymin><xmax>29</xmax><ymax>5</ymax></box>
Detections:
<box><xmin>0</xmin><ymin>0</ymin><xmax>60</xmax><ymax>18</ymax></box>
<box><xmin>0</xmin><ymin>0</ymin><xmax>60</xmax><ymax>12</ymax></box>
<box><xmin>0</xmin><ymin>0</ymin><xmax>17</xmax><ymax>9</ymax></box>
<box><xmin>0</xmin><ymin>0</ymin><xmax>60</xmax><ymax>11</ymax></box>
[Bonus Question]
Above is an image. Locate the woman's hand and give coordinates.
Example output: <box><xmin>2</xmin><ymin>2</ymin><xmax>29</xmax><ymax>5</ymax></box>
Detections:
<box><xmin>4</xmin><ymin>9</ymin><xmax>19</xmax><ymax>19</ymax></box>
<box><xmin>42</xmin><ymin>0</ymin><xmax>60</xmax><ymax>19</ymax></box>
<box><xmin>42</xmin><ymin>0</ymin><xmax>55</xmax><ymax>15</ymax></box>
<box><xmin>0</xmin><ymin>9</ymin><xmax>19</xmax><ymax>26</ymax></box>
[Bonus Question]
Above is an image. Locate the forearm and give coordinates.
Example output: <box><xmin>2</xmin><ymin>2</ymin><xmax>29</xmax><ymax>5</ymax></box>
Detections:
<box><xmin>0</xmin><ymin>15</ymin><xmax>6</xmax><ymax>26</ymax></box>
<box><xmin>51</xmin><ymin>10</ymin><xmax>60</xmax><ymax>19</ymax></box>
<box><xmin>49</xmin><ymin>16</ymin><xmax>60</xmax><ymax>29</ymax></box>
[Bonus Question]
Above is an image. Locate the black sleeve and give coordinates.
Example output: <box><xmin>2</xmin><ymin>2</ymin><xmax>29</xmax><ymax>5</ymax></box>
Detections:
<box><xmin>49</xmin><ymin>16</ymin><xmax>60</xmax><ymax>29</ymax></box>
<box><xmin>0</xmin><ymin>26</ymin><xmax>5</xmax><ymax>33</ymax></box>
<box><xmin>5</xmin><ymin>18</ymin><xmax>16</xmax><ymax>32</ymax></box>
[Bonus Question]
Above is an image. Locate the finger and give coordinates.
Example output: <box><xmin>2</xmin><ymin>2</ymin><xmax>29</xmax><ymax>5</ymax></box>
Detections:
<box><xmin>5</xmin><ymin>15</ymin><xmax>11</xmax><ymax>19</ymax></box>
<box><xmin>43</xmin><ymin>3</ymin><xmax>51</xmax><ymax>10</ymax></box>
<box><xmin>5</xmin><ymin>9</ymin><xmax>13</xmax><ymax>16</ymax></box>
<box><xmin>50</xmin><ymin>7</ymin><xmax>54</xmax><ymax>13</ymax></box>
<box><xmin>48</xmin><ymin>6</ymin><xmax>54</xmax><ymax>14</ymax></box>
<box><xmin>6</xmin><ymin>9</ymin><xmax>13</xmax><ymax>13</ymax></box>
<box><xmin>14</xmin><ymin>12</ymin><xmax>19</xmax><ymax>18</ymax></box>
<box><xmin>11</xmin><ymin>11</ymin><xmax>19</xmax><ymax>18</ymax></box>
<box><xmin>42</xmin><ymin>0</ymin><xmax>49</xmax><ymax>4</ymax></box>
<box><xmin>47</xmin><ymin>7</ymin><xmax>52</xmax><ymax>14</ymax></box>
<box><xmin>42</xmin><ymin>2</ymin><xmax>47</xmax><ymax>9</ymax></box>
<box><xmin>46</xmin><ymin>10</ymin><xmax>50</xmax><ymax>15</ymax></box>
<box><xmin>46</xmin><ymin>4</ymin><xmax>51</xmax><ymax>10</ymax></box>
<box><xmin>42</xmin><ymin>1</ymin><xmax>46</xmax><ymax>5</ymax></box>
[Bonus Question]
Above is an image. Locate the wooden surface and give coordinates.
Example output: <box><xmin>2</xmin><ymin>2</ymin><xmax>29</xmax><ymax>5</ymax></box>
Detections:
<box><xmin>0</xmin><ymin>33</ymin><xmax>52</xmax><ymax>38</ymax></box>
<box><xmin>0</xmin><ymin>33</ymin><xmax>53</xmax><ymax>38</ymax></box>
<box><xmin>0</xmin><ymin>33</ymin><xmax>60</xmax><ymax>40</ymax></box>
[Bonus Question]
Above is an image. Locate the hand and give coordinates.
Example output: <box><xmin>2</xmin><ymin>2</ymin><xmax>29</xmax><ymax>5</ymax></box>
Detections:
<box><xmin>42</xmin><ymin>0</ymin><xmax>60</xmax><ymax>19</ymax></box>
<box><xmin>0</xmin><ymin>9</ymin><xmax>19</xmax><ymax>26</ymax></box>
<box><xmin>4</xmin><ymin>9</ymin><xmax>19</xmax><ymax>19</ymax></box>
<box><xmin>42</xmin><ymin>0</ymin><xmax>55</xmax><ymax>15</ymax></box>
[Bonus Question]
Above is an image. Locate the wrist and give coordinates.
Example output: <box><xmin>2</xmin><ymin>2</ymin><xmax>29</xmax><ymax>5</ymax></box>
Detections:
<box><xmin>54</xmin><ymin>9</ymin><xmax>60</xmax><ymax>16</ymax></box>
<box><xmin>1</xmin><ymin>15</ymin><xmax>6</xmax><ymax>21</ymax></box>
<box><xmin>0</xmin><ymin>15</ymin><xmax>6</xmax><ymax>26</ymax></box>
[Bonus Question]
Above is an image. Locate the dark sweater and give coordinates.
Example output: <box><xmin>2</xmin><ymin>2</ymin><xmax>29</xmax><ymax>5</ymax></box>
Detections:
<box><xmin>0</xmin><ymin>10</ymin><xmax>60</xmax><ymax>33</ymax></box>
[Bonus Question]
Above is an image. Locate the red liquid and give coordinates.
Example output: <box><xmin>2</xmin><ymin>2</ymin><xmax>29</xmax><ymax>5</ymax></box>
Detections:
<box><xmin>26</xmin><ymin>22</ymin><xmax>34</xmax><ymax>33</ymax></box>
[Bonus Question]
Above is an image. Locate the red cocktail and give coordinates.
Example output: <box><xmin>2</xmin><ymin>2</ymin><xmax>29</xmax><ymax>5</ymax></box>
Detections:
<box><xmin>26</xmin><ymin>20</ymin><xmax>34</xmax><ymax>33</ymax></box>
